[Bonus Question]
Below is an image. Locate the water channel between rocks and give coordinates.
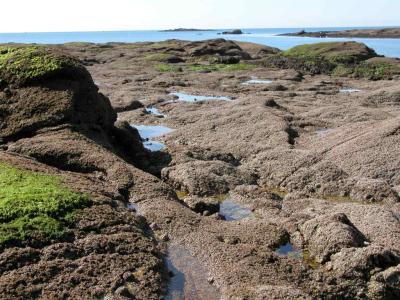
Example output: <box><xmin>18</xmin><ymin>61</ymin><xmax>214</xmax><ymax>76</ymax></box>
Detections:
<box><xmin>165</xmin><ymin>245</ymin><xmax>220</xmax><ymax>300</ymax></box>
<box><xmin>132</xmin><ymin>124</ymin><xmax>174</xmax><ymax>152</ymax></box>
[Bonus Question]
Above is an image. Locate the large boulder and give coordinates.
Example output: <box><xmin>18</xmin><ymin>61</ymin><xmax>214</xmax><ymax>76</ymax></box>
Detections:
<box><xmin>282</xmin><ymin>42</ymin><xmax>377</xmax><ymax>65</ymax></box>
<box><xmin>0</xmin><ymin>46</ymin><xmax>116</xmax><ymax>141</ymax></box>
<box><xmin>187</xmin><ymin>39</ymin><xmax>251</xmax><ymax>60</ymax></box>
<box><xmin>298</xmin><ymin>213</ymin><xmax>366</xmax><ymax>263</ymax></box>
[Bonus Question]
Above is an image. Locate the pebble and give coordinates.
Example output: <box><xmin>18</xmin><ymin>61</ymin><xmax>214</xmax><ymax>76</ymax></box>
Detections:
<box><xmin>122</xmin><ymin>272</ymin><xmax>134</xmax><ymax>281</ymax></box>
<box><xmin>150</xmin><ymin>222</ymin><xmax>160</xmax><ymax>231</ymax></box>
<box><xmin>3</xmin><ymin>87</ymin><xmax>11</xmax><ymax>97</ymax></box>
<box><xmin>160</xmin><ymin>233</ymin><xmax>170</xmax><ymax>242</ymax></box>
<box><xmin>114</xmin><ymin>286</ymin><xmax>130</xmax><ymax>297</ymax></box>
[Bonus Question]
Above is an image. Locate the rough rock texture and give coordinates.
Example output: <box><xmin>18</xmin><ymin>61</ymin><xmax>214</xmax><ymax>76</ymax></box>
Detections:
<box><xmin>1</xmin><ymin>40</ymin><xmax>400</xmax><ymax>299</ymax></box>
<box><xmin>0</xmin><ymin>47</ymin><xmax>165</xmax><ymax>299</ymax></box>
<box><xmin>297</xmin><ymin>213</ymin><xmax>366</xmax><ymax>263</ymax></box>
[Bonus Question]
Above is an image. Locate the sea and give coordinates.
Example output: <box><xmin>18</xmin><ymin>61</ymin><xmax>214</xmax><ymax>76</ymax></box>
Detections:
<box><xmin>1</xmin><ymin>27</ymin><xmax>400</xmax><ymax>58</ymax></box>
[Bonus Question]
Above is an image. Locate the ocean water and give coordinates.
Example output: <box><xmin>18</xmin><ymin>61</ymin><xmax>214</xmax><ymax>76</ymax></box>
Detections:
<box><xmin>1</xmin><ymin>27</ymin><xmax>400</xmax><ymax>58</ymax></box>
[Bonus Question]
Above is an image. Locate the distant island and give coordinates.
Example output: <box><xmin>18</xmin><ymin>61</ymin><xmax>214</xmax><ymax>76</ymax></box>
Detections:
<box><xmin>280</xmin><ymin>27</ymin><xmax>400</xmax><ymax>39</ymax></box>
<box><xmin>221</xmin><ymin>29</ymin><xmax>244</xmax><ymax>35</ymax></box>
<box><xmin>161</xmin><ymin>28</ymin><xmax>215</xmax><ymax>32</ymax></box>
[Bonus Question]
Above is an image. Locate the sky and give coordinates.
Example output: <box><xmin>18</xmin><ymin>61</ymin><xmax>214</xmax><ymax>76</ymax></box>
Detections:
<box><xmin>1</xmin><ymin>0</ymin><xmax>399</xmax><ymax>33</ymax></box>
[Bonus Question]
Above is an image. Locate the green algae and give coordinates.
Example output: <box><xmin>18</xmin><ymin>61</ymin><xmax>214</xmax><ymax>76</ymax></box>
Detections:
<box><xmin>283</xmin><ymin>42</ymin><xmax>375</xmax><ymax>65</ymax></box>
<box><xmin>271</xmin><ymin>42</ymin><xmax>396</xmax><ymax>79</ymax></box>
<box><xmin>154</xmin><ymin>63</ymin><xmax>182</xmax><ymax>72</ymax></box>
<box><xmin>176</xmin><ymin>190</ymin><xmax>189</xmax><ymax>200</ymax></box>
<box><xmin>0</xmin><ymin>46</ymin><xmax>78</xmax><ymax>85</ymax></box>
<box><xmin>269</xmin><ymin>186</ymin><xmax>289</xmax><ymax>198</ymax></box>
<box><xmin>0</xmin><ymin>162</ymin><xmax>90</xmax><ymax>247</ymax></box>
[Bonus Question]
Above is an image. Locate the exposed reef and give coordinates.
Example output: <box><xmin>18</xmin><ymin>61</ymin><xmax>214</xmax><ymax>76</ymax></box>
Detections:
<box><xmin>1</xmin><ymin>40</ymin><xmax>399</xmax><ymax>299</ymax></box>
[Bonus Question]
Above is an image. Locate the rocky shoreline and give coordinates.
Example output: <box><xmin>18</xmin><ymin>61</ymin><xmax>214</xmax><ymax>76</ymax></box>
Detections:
<box><xmin>281</xmin><ymin>27</ymin><xmax>400</xmax><ymax>39</ymax></box>
<box><xmin>1</xmin><ymin>39</ymin><xmax>400</xmax><ymax>299</ymax></box>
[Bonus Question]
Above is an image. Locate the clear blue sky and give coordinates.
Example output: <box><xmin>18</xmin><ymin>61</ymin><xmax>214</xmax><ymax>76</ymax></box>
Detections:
<box><xmin>1</xmin><ymin>0</ymin><xmax>399</xmax><ymax>33</ymax></box>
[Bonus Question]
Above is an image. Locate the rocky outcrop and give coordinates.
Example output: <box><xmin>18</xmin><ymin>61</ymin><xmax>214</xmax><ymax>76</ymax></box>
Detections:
<box><xmin>186</xmin><ymin>39</ymin><xmax>251</xmax><ymax>60</ymax></box>
<box><xmin>297</xmin><ymin>213</ymin><xmax>366</xmax><ymax>263</ymax></box>
<box><xmin>0</xmin><ymin>46</ymin><xmax>165</xmax><ymax>299</ymax></box>
<box><xmin>2</xmin><ymin>39</ymin><xmax>400</xmax><ymax>300</ymax></box>
<box><xmin>262</xmin><ymin>41</ymin><xmax>398</xmax><ymax>79</ymax></box>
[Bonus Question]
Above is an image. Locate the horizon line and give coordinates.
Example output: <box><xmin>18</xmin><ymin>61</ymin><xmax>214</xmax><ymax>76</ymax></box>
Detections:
<box><xmin>1</xmin><ymin>25</ymin><xmax>400</xmax><ymax>35</ymax></box>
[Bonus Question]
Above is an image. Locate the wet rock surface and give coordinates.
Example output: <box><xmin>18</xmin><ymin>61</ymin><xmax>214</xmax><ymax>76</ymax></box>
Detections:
<box><xmin>1</xmin><ymin>40</ymin><xmax>400</xmax><ymax>299</ymax></box>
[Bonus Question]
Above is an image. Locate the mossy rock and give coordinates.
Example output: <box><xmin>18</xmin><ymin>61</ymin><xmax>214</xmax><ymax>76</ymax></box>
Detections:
<box><xmin>0</xmin><ymin>46</ymin><xmax>83</xmax><ymax>86</ymax></box>
<box><xmin>0</xmin><ymin>162</ymin><xmax>91</xmax><ymax>248</ymax></box>
<box><xmin>265</xmin><ymin>42</ymin><xmax>383</xmax><ymax>77</ymax></box>
<box><xmin>283</xmin><ymin>42</ymin><xmax>377</xmax><ymax>65</ymax></box>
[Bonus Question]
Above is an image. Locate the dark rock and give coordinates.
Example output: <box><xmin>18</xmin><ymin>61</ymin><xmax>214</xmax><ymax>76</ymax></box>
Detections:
<box><xmin>264</xmin><ymin>99</ymin><xmax>281</xmax><ymax>108</ymax></box>
<box><xmin>222</xmin><ymin>29</ymin><xmax>243</xmax><ymax>35</ymax></box>
<box><xmin>188</xmin><ymin>39</ymin><xmax>251</xmax><ymax>60</ymax></box>
<box><xmin>263</xmin><ymin>84</ymin><xmax>288</xmax><ymax>91</ymax></box>
<box><xmin>113</xmin><ymin>99</ymin><xmax>144</xmax><ymax>113</ymax></box>
<box><xmin>166</xmin><ymin>56</ymin><xmax>185</xmax><ymax>63</ymax></box>
<box><xmin>218</xmin><ymin>56</ymin><xmax>241</xmax><ymax>64</ymax></box>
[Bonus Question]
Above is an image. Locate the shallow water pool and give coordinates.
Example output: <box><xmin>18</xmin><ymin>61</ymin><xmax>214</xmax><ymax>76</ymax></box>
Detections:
<box><xmin>219</xmin><ymin>199</ymin><xmax>253</xmax><ymax>221</ymax></box>
<box><xmin>242</xmin><ymin>79</ymin><xmax>273</xmax><ymax>85</ymax></box>
<box><xmin>166</xmin><ymin>244</ymin><xmax>220</xmax><ymax>300</ymax></box>
<box><xmin>340</xmin><ymin>88</ymin><xmax>361</xmax><ymax>93</ymax></box>
<box><xmin>132</xmin><ymin>125</ymin><xmax>174</xmax><ymax>152</ymax></box>
<box><xmin>275</xmin><ymin>243</ymin><xmax>303</xmax><ymax>259</ymax></box>
<box><xmin>315</xmin><ymin>128</ymin><xmax>330</xmax><ymax>135</ymax></box>
<box><xmin>170</xmin><ymin>92</ymin><xmax>231</xmax><ymax>102</ymax></box>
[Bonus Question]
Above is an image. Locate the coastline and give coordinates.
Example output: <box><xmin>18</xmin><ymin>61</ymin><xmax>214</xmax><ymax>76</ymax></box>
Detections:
<box><xmin>281</xmin><ymin>27</ymin><xmax>400</xmax><ymax>39</ymax></box>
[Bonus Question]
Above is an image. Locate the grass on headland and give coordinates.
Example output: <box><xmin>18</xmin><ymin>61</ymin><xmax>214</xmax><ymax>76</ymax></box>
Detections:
<box><xmin>0</xmin><ymin>162</ymin><xmax>90</xmax><ymax>248</ymax></box>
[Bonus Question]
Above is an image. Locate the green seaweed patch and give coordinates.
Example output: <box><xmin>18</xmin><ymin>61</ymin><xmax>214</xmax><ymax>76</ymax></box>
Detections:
<box><xmin>175</xmin><ymin>190</ymin><xmax>189</xmax><ymax>200</ymax></box>
<box><xmin>269</xmin><ymin>186</ymin><xmax>289</xmax><ymax>198</ymax></box>
<box><xmin>0</xmin><ymin>46</ymin><xmax>79</xmax><ymax>85</ymax></box>
<box><xmin>354</xmin><ymin>61</ymin><xmax>400</xmax><ymax>80</ymax></box>
<box><xmin>331</xmin><ymin>64</ymin><xmax>354</xmax><ymax>77</ymax></box>
<box><xmin>283</xmin><ymin>42</ymin><xmax>376</xmax><ymax>65</ymax></box>
<box><xmin>154</xmin><ymin>63</ymin><xmax>182</xmax><ymax>72</ymax></box>
<box><xmin>0</xmin><ymin>215</ymin><xmax>64</xmax><ymax>247</ymax></box>
<box><xmin>0</xmin><ymin>162</ymin><xmax>90</xmax><ymax>248</ymax></box>
<box><xmin>302</xmin><ymin>249</ymin><xmax>321</xmax><ymax>270</ymax></box>
<box><xmin>210</xmin><ymin>194</ymin><xmax>230</xmax><ymax>202</ymax></box>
